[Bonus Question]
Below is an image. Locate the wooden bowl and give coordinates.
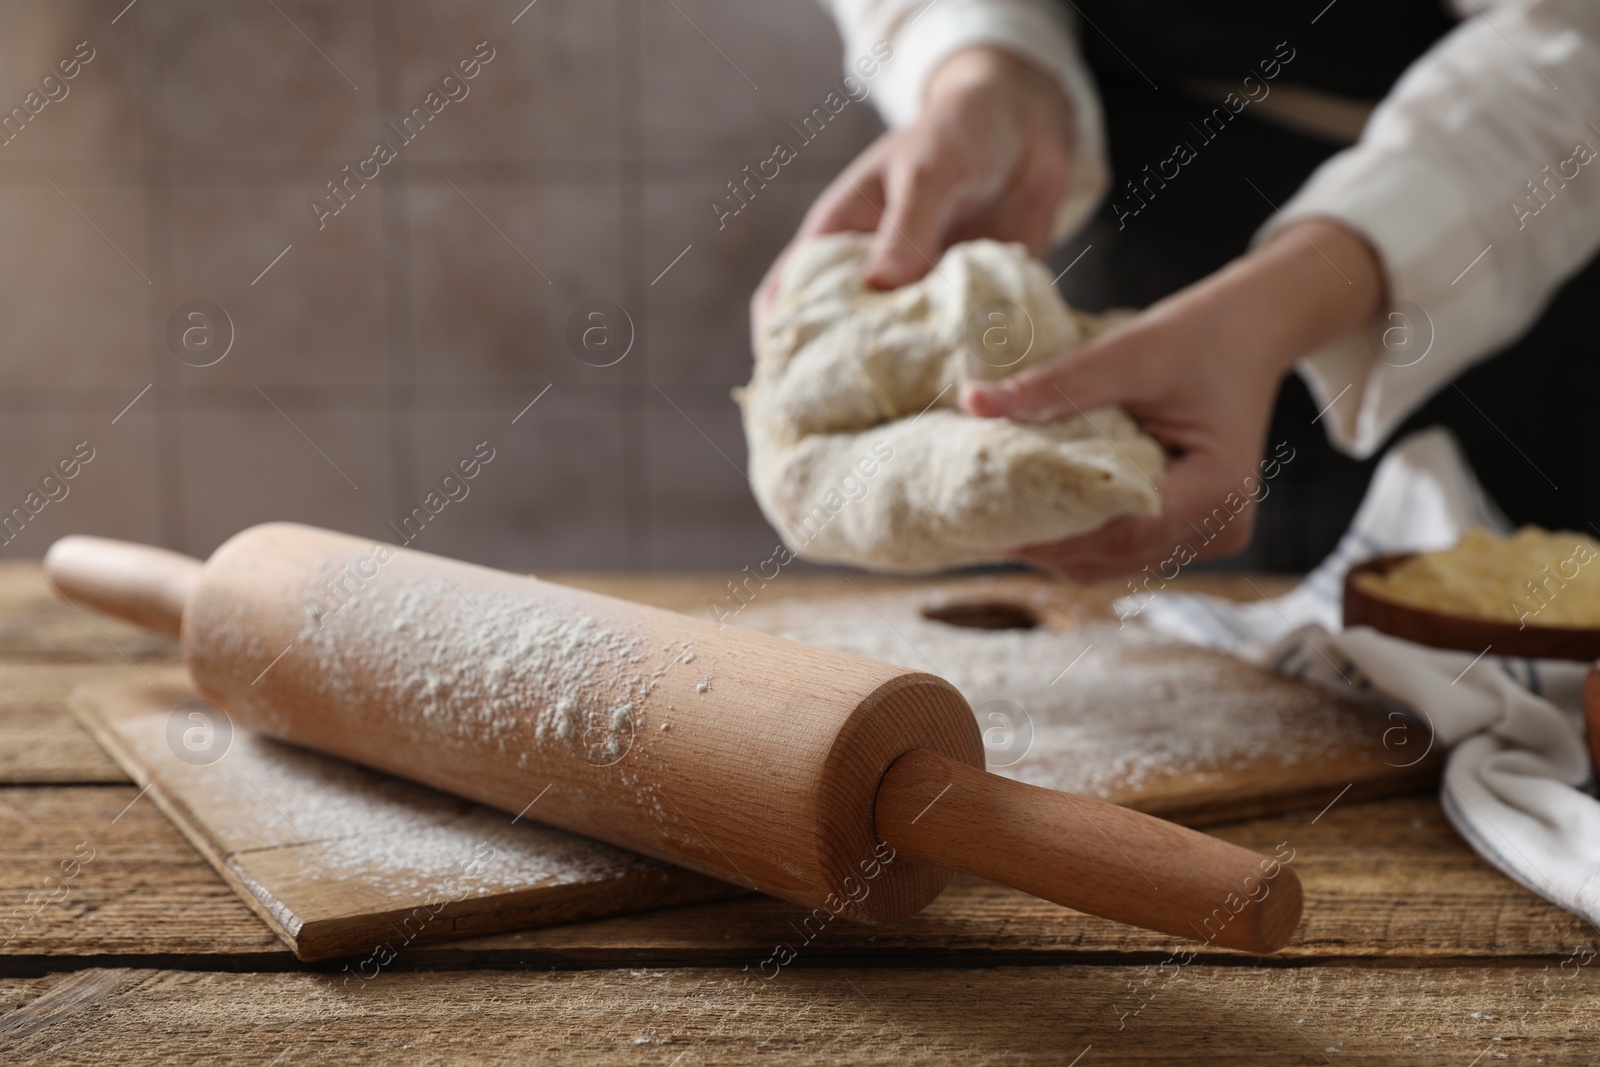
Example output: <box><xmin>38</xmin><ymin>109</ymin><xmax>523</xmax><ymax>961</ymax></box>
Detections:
<box><xmin>1345</xmin><ymin>553</ymin><xmax>1600</xmax><ymax>777</ymax></box>
<box><xmin>1343</xmin><ymin>553</ymin><xmax>1600</xmax><ymax>661</ymax></box>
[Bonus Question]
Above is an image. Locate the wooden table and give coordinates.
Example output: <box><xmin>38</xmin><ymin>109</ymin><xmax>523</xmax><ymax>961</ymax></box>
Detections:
<box><xmin>1</xmin><ymin>563</ymin><xmax>1595</xmax><ymax>1064</ymax></box>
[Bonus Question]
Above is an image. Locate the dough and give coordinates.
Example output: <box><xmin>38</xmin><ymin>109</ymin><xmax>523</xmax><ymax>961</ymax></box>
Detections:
<box><xmin>738</xmin><ymin>234</ymin><xmax>1166</xmax><ymax>573</ymax></box>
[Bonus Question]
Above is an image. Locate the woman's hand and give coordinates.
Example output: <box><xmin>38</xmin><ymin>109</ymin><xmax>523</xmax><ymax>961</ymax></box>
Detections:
<box><xmin>962</xmin><ymin>218</ymin><xmax>1387</xmax><ymax>584</ymax></box>
<box><xmin>752</xmin><ymin>45</ymin><xmax>1076</xmax><ymax>342</ymax></box>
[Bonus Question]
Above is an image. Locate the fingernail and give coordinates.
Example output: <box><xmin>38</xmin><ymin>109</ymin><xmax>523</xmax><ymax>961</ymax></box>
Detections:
<box><xmin>960</xmin><ymin>382</ymin><xmax>1009</xmax><ymax>417</ymax></box>
<box><xmin>865</xmin><ymin>246</ymin><xmax>923</xmax><ymax>290</ymax></box>
<box><xmin>863</xmin><ymin>264</ymin><xmax>905</xmax><ymax>290</ymax></box>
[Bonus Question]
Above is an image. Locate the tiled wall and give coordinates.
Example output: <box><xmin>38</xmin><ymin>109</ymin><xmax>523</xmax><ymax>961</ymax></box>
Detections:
<box><xmin>0</xmin><ymin>0</ymin><xmax>883</xmax><ymax>570</ymax></box>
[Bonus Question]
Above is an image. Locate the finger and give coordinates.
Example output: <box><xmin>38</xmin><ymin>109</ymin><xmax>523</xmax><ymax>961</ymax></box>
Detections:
<box><xmin>1019</xmin><ymin>502</ymin><xmax>1257</xmax><ymax>582</ymax></box>
<box><xmin>863</xmin><ymin>149</ymin><xmax>968</xmax><ymax>290</ymax></box>
<box><xmin>1011</xmin><ymin>450</ymin><xmax>1259</xmax><ymax>581</ymax></box>
<box><xmin>802</xmin><ymin>165</ymin><xmax>888</xmax><ymax>240</ymax></box>
<box><xmin>963</xmin><ymin>194</ymin><xmax>1059</xmax><ymax>261</ymax></box>
<box><xmin>959</xmin><ymin>333</ymin><xmax>1132</xmax><ymax>422</ymax></box>
<box><xmin>1002</xmin><ymin>152</ymin><xmax>1073</xmax><ymax>260</ymax></box>
<box><xmin>954</xmin><ymin>146</ymin><xmax>1071</xmax><ymax>260</ymax></box>
<box><xmin>948</xmin><ymin>189</ymin><xmax>1058</xmax><ymax>262</ymax></box>
<box><xmin>752</xmin><ymin>160</ymin><xmax>890</xmax><ymax>347</ymax></box>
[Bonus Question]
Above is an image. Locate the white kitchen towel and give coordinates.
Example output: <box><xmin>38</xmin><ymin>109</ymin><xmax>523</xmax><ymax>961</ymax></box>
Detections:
<box><xmin>1116</xmin><ymin>428</ymin><xmax>1600</xmax><ymax>926</ymax></box>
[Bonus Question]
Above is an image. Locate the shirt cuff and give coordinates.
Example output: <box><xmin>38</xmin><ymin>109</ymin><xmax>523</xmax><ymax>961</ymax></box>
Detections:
<box><xmin>1259</xmin><ymin>148</ymin><xmax>1502</xmax><ymax>459</ymax></box>
<box><xmin>863</xmin><ymin>2</ymin><xmax>1109</xmax><ymax>245</ymax></box>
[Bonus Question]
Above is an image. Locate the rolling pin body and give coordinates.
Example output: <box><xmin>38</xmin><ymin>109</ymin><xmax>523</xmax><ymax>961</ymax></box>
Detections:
<box><xmin>182</xmin><ymin>524</ymin><xmax>979</xmax><ymax>922</ymax></box>
<box><xmin>46</xmin><ymin>524</ymin><xmax>1303</xmax><ymax>950</ymax></box>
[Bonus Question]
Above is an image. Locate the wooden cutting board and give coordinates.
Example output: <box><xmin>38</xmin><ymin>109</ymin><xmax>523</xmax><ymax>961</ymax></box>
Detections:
<box><xmin>67</xmin><ymin>673</ymin><xmax>738</xmax><ymax>962</ymax></box>
<box><xmin>730</xmin><ymin>574</ymin><xmax>1441</xmax><ymax>825</ymax></box>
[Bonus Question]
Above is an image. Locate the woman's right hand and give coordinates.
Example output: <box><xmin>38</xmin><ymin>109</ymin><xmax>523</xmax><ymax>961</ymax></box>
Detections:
<box><xmin>961</xmin><ymin>218</ymin><xmax>1386</xmax><ymax>584</ymax></box>
<box><xmin>751</xmin><ymin>45</ymin><xmax>1078</xmax><ymax>344</ymax></box>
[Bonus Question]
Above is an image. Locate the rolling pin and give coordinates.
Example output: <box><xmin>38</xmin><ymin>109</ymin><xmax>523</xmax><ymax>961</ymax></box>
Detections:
<box><xmin>45</xmin><ymin>523</ymin><xmax>1302</xmax><ymax>952</ymax></box>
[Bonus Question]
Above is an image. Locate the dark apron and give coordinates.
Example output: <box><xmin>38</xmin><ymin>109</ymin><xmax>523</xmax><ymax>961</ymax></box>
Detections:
<box><xmin>1052</xmin><ymin>0</ymin><xmax>1600</xmax><ymax>571</ymax></box>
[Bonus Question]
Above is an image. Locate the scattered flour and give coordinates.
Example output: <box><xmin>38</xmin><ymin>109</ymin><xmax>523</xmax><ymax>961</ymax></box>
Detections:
<box><xmin>193</xmin><ymin>725</ymin><xmax>661</xmax><ymax>915</ymax></box>
<box><xmin>733</xmin><ymin>583</ymin><xmax>1367</xmax><ymax>799</ymax></box>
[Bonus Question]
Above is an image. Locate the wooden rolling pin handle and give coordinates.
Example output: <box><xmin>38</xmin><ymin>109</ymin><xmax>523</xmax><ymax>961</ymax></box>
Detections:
<box><xmin>43</xmin><ymin>536</ymin><xmax>202</xmax><ymax>638</ymax></box>
<box><xmin>875</xmin><ymin>750</ymin><xmax>1303</xmax><ymax>953</ymax></box>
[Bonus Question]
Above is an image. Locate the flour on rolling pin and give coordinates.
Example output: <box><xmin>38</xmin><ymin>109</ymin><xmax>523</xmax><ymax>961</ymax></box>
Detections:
<box><xmin>299</xmin><ymin>579</ymin><xmax>675</xmax><ymax>764</ymax></box>
<box><xmin>225</xmin><ymin>570</ymin><xmax>695</xmax><ymax>772</ymax></box>
<box><xmin>731</xmin><ymin>583</ymin><xmax>1370</xmax><ymax>804</ymax></box>
<box><xmin>189</xmin><ymin>552</ymin><xmax>714</xmax><ymax>841</ymax></box>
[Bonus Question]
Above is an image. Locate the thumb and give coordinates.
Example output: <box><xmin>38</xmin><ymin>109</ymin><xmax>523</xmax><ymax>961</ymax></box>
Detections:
<box><xmin>960</xmin><ymin>342</ymin><xmax>1123</xmax><ymax>422</ymax></box>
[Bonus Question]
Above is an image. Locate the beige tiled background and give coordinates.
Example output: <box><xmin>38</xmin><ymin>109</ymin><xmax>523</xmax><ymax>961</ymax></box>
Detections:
<box><xmin>0</xmin><ymin>0</ymin><xmax>884</xmax><ymax>570</ymax></box>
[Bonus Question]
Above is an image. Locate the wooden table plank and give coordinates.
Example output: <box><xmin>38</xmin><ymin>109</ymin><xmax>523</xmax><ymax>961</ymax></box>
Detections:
<box><xmin>0</xmin><ymin>665</ymin><xmax>134</xmax><ymax>785</ymax></box>
<box><xmin>0</xmin><ymin>785</ymin><xmax>284</xmax><ymax>963</ymax></box>
<box><xmin>5</xmin><ymin>964</ymin><xmax>1597</xmax><ymax>1065</ymax></box>
<box><xmin>3</xmin><ymin>786</ymin><xmax>1590</xmax><ymax>966</ymax></box>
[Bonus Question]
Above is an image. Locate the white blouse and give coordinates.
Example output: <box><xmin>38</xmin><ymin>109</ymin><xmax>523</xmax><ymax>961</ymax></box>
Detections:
<box><xmin>820</xmin><ymin>0</ymin><xmax>1600</xmax><ymax>458</ymax></box>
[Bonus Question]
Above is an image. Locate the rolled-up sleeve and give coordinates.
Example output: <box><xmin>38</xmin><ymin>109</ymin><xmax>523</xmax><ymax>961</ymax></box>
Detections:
<box><xmin>1264</xmin><ymin>0</ymin><xmax>1600</xmax><ymax>458</ymax></box>
<box><xmin>820</xmin><ymin>0</ymin><xmax>1109</xmax><ymax>243</ymax></box>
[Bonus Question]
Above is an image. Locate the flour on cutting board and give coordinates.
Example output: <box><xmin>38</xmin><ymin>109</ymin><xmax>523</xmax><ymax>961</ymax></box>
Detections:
<box><xmin>284</xmin><ymin>819</ymin><xmax>649</xmax><ymax>900</ymax></box>
<box><xmin>732</xmin><ymin>588</ymin><xmax>1363</xmax><ymax>799</ymax></box>
<box><xmin>205</xmin><ymin>724</ymin><xmax>659</xmax><ymax>903</ymax></box>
